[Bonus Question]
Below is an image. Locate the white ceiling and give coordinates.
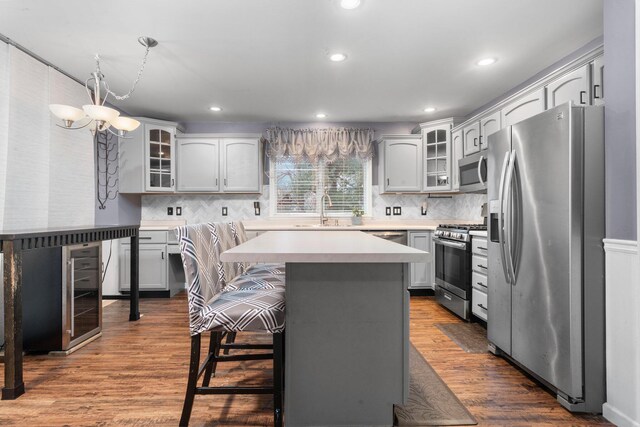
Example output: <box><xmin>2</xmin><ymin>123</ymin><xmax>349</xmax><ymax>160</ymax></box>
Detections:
<box><xmin>0</xmin><ymin>0</ymin><xmax>603</xmax><ymax>123</ymax></box>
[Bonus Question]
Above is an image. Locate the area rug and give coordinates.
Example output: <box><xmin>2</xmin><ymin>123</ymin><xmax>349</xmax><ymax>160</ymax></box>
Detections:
<box><xmin>435</xmin><ymin>323</ymin><xmax>489</xmax><ymax>354</ymax></box>
<box><xmin>394</xmin><ymin>345</ymin><xmax>477</xmax><ymax>426</ymax></box>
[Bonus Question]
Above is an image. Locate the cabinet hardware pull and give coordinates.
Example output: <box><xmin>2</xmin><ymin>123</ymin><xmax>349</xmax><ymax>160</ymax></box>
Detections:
<box><xmin>579</xmin><ymin>90</ymin><xmax>587</xmax><ymax>105</ymax></box>
<box><xmin>387</xmin><ymin>178</ymin><xmax>390</xmax><ymax>186</ymax></box>
<box><xmin>474</xmin><ymin>138</ymin><xmax>478</xmax><ymax>147</ymax></box>
<box><xmin>478</xmin><ymin>246</ymin><xmax>487</xmax><ymax>250</ymax></box>
<box><xmin>140</xmin><ymin>237</ymin><xmax>152</xmax><ymax>240</ymax></box>
<box><xmin>479</xmin><ymin>136</ymin><xmax>483</xmax><ymax>146</ymax></box>
<box><xmin>478</xmin><ymin>303</ymin><xmax>487</xmax><ymax>310</ymax></box>
<box><xmin>224</xmin><ymin>178</ymin><xmax>227</xmax><ymax>186</ymax></box>
<box><xmin>477</xmin><ymin>264</ymin><xmax>487</xmax><ymax>269</ymax></box>
<box><xmin>477</xmin><ymin>282</ymin><xmax>485</xmax><ymax>286</ymax></box>
<box><xmin>161</xmin><ymin>252</ymin><xmax>164</xmax><ymax>260</ymax></box>
<box><xmin>171</xmin><ymin>178</ymin><xmax>175</xmax><ymax>187</ymax></box>
<box><xmin>594</xmin><ymin>84</ymin><xmax>601</xmax><ymax>99</ymax></box>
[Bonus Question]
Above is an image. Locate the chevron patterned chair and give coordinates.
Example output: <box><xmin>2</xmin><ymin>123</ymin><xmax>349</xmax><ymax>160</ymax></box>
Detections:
<box><xmin>176</xmin><ymin>222</ymin><xmax>285</xmax><ymax>427</ymax></box>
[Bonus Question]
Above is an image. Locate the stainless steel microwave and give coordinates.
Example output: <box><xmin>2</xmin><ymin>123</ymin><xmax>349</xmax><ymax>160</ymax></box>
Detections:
<box><xmin>458</xmin><ymin>151</ymin><xmax>487</xmax><ymax>193</ymax></box>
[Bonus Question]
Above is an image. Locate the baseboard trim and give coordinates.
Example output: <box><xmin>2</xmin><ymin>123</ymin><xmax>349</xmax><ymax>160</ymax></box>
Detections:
<box><xmin>409</xmin><ymin>288</ymin><xmax>435</xmax><ymax>297</ymax></box>
<box><xmin>603</xmin><ymin>403</ymin><xmax>640</xmax><ymax>427</ymax></box>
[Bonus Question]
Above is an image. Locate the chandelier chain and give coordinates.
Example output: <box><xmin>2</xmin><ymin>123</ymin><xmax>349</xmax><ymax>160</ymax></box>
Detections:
<box><xmin>94</xmin><ymin>44</ymin><xmax>151</xmax><ymax>101</ymax></box>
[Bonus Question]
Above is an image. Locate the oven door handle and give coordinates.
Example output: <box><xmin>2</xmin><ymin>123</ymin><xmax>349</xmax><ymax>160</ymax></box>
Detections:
<box><xmin>432</xmin><ymin>237</ymin><xmax>467</xmax><ymax>250</ymax></box>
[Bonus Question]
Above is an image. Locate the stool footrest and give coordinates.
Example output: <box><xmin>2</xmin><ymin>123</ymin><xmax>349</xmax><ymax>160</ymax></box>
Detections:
<box><xmin>196</xmin><ymin>386</ymin><xmax>274</xmax><ymax>395</ymax></box>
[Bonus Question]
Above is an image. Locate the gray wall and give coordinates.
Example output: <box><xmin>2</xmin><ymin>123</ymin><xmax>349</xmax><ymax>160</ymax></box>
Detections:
<box><xmin>604</xmin><ymin>0</ymin><xmax>637</xmax><ymax>240</ymax></box>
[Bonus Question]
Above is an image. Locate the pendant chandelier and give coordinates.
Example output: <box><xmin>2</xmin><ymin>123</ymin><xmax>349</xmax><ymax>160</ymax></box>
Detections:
<box><xmin>49</xmin><ymin>36</ymin><xmax>157</xmax><ymax>137</ymax></box>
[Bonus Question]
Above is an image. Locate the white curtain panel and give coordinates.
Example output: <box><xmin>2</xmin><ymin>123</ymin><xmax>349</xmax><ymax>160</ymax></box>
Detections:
<box><xmin>266</xmin><ymin>127</ymin><xmax>374</xmax><ymax>163</ymax></box>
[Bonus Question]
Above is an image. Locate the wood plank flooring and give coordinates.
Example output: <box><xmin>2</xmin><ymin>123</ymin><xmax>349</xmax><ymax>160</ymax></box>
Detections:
<box><xmin>0</xmin><ymin>293</ymin><xmax>611</xmax><ymax>426</ymax></box>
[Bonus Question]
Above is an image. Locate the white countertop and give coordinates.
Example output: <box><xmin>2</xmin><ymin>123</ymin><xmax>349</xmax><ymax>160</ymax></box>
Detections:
<box><xmin>470</xmin><ymin>230</ymin><xmax>488</xmax><ymax>237</ymax></box>
<box><xmin>242</xmin><ymin>218</ymin><xmax>481</xmax><ymax>232</ymax></box>
<box><xmin>221</xmin><ymin>230</ymin><xmax>429</xmax><ymax>263</ymax></box>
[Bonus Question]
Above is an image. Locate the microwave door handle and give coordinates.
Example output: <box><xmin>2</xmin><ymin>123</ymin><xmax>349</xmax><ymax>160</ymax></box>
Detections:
<box><xmin>477</xmin><ymin>155</ymin><xmax>485</xmax><ymax>187</ymax></box>
<box><xmin>504</xmin><ymin>150</ymin><xmax>517</xmax><ymax>284</ymax></box>
<box><xmin>498</xmin><ymin>151</ymin><xmax>511</xmax><ymax>283</ymax></box>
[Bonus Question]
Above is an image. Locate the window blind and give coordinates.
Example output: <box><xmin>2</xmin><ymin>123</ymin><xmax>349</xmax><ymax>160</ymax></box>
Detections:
<box><xmin>272</xmin><ymin>157</ymin><xmax>368</xmax><ymax>215</ymax></box>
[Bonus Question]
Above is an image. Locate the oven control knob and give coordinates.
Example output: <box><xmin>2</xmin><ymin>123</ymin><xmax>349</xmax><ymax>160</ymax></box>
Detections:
<box><xmin>453</xmin><ymin>233</ymin><xmax>461</xmax><ymax>239</ymax></box>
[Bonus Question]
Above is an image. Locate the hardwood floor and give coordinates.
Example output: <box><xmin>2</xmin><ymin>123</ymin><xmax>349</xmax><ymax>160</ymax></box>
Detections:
<box><xmin>0</xmin><ymin>293</ymin><xmax>611</xmax><ymax>426</ymax></box>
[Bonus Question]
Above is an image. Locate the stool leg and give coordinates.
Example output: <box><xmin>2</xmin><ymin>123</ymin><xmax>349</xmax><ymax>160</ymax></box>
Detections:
<box><xmin>223</xmin><ymin>331</ymin><xmax>237</xmax><ymax>355</ymax></box>
<box><xmin>273</xmin><ymin>332</ymin><xmax>284</xmax><ymax>427</ymax></box>
<box><xmin>180</xmin><ymin>334</ymin><xmax>201</xmax><ymax>427</ymax></box>
<box><xmin>202</xmin><ymin>331</ymin><xmax>221</xmax><ymax>387</ymax></box>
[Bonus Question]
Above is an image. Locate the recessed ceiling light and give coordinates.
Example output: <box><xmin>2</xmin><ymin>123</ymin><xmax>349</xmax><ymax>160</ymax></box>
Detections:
<box><xmin>423</xmin><ymin>107</ymin><xmax>437</xmax><ymax>113</ymax></box>
<box><xmin>316</xmin><ymin>113</ymin><xmax>328</xmax><ymax>119</ymax></box>
<box><xmin>340</xmin><ymin>0</ymin><xmax>361</xmax><ymax>9</ymax></box>
<box><xmin>209</xmin><ymin>106</ymin><xmax>222</xmax><ymax>112</ymax></box>
<box><xmin>329</xmin><ymin>53</ymin><xmax>347</xmax><ymax>62</ymax></box>
<box><xmin>476</xmin><ymin>57</ymin><xmax>497</xmax><ymax>66</ymax></box>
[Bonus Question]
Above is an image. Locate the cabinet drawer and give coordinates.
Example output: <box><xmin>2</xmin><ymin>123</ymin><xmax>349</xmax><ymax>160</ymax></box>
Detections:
<box><xmin>472</xmin><ymin>271</ymin><xmax>487</xmax><ymax>290</ymax></box>
<box><xmin>472</xmin><ymin>237</ymin><xmax>488</xmax><ymax>256</ymax></box>
<box><xmin>139</xmin><ymin>231</ymin><xmax>167</xmax><ymax>244</ymax></box>
<box><xmin>473</xmin><ymin>254</ymin><xmax>488</xmax><ymax>274</ymax></box>
<box><xmin>472</xmin><ymin>288</ymin><xmax>488</xmax><ymax>321</ymax></box>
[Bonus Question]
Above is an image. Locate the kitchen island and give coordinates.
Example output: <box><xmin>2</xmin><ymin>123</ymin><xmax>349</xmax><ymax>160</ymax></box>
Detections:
<box><xmin>221</xmin><ymin>230</ymin><xmax>428</xmax><ymax>427</ymax></box>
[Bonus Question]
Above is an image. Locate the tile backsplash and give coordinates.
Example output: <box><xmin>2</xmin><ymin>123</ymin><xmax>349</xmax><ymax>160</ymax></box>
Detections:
<box><xmin>141</xmin><ymin>185</ymin><xmax>486</xmax><ymax>223</ymax></box>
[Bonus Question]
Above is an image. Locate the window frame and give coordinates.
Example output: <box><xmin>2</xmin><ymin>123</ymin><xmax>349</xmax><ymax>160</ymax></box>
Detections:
<box><xmin>268</xmin><ymin>157</ymin><xmax>373</xmax><ymax>218</ymax></box>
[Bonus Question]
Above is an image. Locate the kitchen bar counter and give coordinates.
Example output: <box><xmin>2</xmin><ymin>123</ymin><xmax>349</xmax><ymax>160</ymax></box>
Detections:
<box><xmin>222</xmin><ymin>230</ymin><xmax>427</xmax><ymax>427</ymax></box>
<box><xmin>0</xmin><ymin>224</ymin><xmax>140</xmax><ymax>400</ymax></box>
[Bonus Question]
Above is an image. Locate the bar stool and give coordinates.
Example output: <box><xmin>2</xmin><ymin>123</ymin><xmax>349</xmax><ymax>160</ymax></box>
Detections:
<box><xmin>176</xmin><ymin>223</ymin><xmax>285</xmax><ymax>426</ymax></box>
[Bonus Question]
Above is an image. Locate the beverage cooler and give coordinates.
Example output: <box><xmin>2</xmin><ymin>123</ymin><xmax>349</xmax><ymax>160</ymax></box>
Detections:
<box><xmin>23</xmin><ymin>242</ymin><xmax>102</xmax><ymax>353</ymax></box>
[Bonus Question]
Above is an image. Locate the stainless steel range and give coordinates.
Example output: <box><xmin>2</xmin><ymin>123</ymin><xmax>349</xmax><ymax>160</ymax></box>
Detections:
<box><xmin>433</xmin><ymin>224</ymin><xmax>487</xmax><ymax>320</ymax></box>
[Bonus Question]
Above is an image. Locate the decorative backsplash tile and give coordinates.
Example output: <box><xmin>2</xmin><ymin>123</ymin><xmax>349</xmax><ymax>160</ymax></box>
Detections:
<box><xmin>141</xmin><ymin>185</ymin><xmax>486</xmax><ymax>223</ymax></box>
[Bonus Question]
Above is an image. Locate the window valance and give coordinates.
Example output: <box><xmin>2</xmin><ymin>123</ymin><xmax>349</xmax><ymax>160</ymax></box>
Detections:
<box><xmin>266</xmin><ymin>127</ymin><xmax>374</xmax><ymax>163</ymax></box>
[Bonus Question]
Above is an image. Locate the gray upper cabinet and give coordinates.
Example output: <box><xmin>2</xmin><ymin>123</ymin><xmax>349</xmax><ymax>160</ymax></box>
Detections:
<box><xmin>177</xmin><ymin>138</ymin><xmax>220</xmax><ymax>192</ymax></box>
<box><xmin>592</xmin><ymin>55</ymin><xmax>604</xmax><ymax>106</ymax></box>
<box><xmin>479</xmin><ymin>111</ymin><xmax>501</xmax><ymax>151</ymax></box>
<box><xmin>501</xmin><ymin>87</ymin><xmax>546</xmax><ymax>127</ymax></box>
<box><xmin>381</xmin><ymin>135</ymin><xmax>422</xmax><ymax>193</ymax></box>
<box><xmin>423</xmin><ymin>124</ymin><xmax>452</xmax><ymax>192</ymax></box>
<box><xmin>221</xmin><ymin>138</ymin><xmax>261</xmax><ymax>192</ymax></box>
<box><xmin>546</xmin><ymin>64</ymin><xmax>590</xmax><ymax>108</ymax></box>
<box><xmin>463</xmin><ymin>122</ymin><xmax>480</xmax><ymax>156</ymax></box>
<box><xmin>451</xmin><ymin>129</ymin><xmax>463</xmax><ymax>191</ymax></box>
<box><xmin>119</xmin><ymin>118</ymin><xmax>179</xmax><ymax>194</ymax></box>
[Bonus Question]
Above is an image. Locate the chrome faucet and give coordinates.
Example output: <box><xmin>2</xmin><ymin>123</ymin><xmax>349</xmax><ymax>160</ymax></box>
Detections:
<box><xmin>320</xmin><ymin>190</ymin><xmax>333</xmax><ymax>226</ymax></box>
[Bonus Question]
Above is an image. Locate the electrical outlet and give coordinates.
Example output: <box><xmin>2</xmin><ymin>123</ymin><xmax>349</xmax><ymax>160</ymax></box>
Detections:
<box><xmin>176</xmin><ymin>207</ymin><xmax>182</xmax><ymax>216</ymax></box>
<box><xmin>222</xmin><ymin>207</ymin><xmax>228</xmax><ymax>216</ymax></box>
<box><xmin>167</xmin><ymin>207</ymin><xmax>174</xmax><ymax>215</ymax></box>
<box><xmin>393</xmin><ymin>206</ymin><xmax>401</xmax><ymax>215</ymax></box>
<box><xmin>254</xmin><ymin>201</ymin><xmax>261</xmax><ymax>216</ymax></box>
<box><xmin>385</xmin><ymin>207</ymin><xmax>392</xmax><ymax>216</ymax></box>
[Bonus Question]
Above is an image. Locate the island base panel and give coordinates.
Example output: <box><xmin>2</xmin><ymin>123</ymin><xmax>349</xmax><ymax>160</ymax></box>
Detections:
<box><xmin>285</xmin><ymin>262</ymin><xmax>409</xmax><ymax>426</ymax></box>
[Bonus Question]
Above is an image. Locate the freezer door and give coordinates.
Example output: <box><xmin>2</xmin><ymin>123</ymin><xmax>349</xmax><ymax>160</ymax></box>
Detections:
<box><xmin>486</xmin><ymin>127</ymin><xmax>513</xmax><ymax>354</ymax></box>
<box><xmin>509</xmin><ymin>103</ymin><xmax>583</xmax><ymax>398</ymax></box>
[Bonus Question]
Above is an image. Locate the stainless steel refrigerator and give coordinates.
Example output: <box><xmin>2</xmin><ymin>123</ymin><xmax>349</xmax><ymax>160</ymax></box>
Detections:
<box><xmin>487</xmin><ymin>103</ymin><xmax>605</xmax><ymax>413</ymax></box>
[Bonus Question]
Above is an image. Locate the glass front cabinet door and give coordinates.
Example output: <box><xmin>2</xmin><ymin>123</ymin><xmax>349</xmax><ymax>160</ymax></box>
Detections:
<box><xmin>423</xmin><ymin>124</ymin><xmax>452</xmax><ymax>192</ymax></box>
<box><xmin>145</xmin><ymin>125</ymin><xmax>175</xmax><ymax>192</ymax></box>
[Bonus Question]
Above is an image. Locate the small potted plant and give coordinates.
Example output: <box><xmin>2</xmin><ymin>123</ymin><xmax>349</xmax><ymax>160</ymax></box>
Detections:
<box><xmin>351</xmin><ymin>207</ymin><xmax>364</xmax><ymax>225</ymax></box>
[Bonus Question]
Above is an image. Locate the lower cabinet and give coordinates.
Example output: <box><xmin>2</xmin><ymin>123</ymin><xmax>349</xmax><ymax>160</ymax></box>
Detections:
<box><xmin>471</xmin><ymin>235</ymin><xmax>488</xmax><ymax>321</ymax></box>
<box><xmin>408</xmin><ymin>231</ymin><xmax>434</xmax><ymax>289</ymax></box>
<box><xmin>119</xmin><ymin>231</ymin><xmax>184</xmax><ymax>296</ymax></box>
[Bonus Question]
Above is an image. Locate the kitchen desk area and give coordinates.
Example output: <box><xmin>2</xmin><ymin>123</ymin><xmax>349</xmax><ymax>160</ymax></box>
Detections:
<box><xmin>222</xmin><ymin>230</ymin><xmax>428</xmax><ymax>427</ymax></box>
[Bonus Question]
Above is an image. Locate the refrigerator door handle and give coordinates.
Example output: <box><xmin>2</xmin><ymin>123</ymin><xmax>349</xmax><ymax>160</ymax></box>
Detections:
<box><xmin>504</xmin><ymin>150</ymin><xmax>517</xmax><ymax>284</ymax></box>
<box><xmin>498</xmin><ymin>151</ymin><xmax>511</xmax><ymax>283</ymax></box>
